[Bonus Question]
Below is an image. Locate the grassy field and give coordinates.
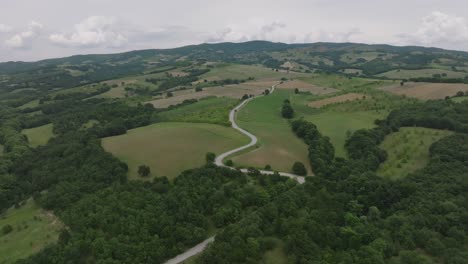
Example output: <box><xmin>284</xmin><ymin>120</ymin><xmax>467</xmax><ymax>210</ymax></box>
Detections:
<box><xmin>17</xmin><ymin>100</ymin><xmax>39</xmax><ymax>110</ymax></box>
<box><xmin>379</xmin><ymin>82</ymin><xmax>468</xmax><ymax>100</ymax></box>
<box><xmin>201</xmin><ymin>64</ymin><xmax>292</xmax><ymax>81</ymax></box>
<box><xmin>102</xmin><ymin>122</ymin><xmax>249</xmax><ymax>180</ymax></box>
<box><xmin>0</xmin><ymin>144</ymin><xmax>3</xmax><ymax>156</ymax></box>
<box><xmin>302</xmin><ymin>111</ymin><xmax>383</xmax><ymax>157</ymax></box>
<box><xmin>377</xmin><ymin>127</ymin><xmax>453</xmax><ymax>179</ymax></box>
<box><xmin>158</xmin><ymin>97</ymin><xmax>237</xmax><ymax>126</ymax></box>
<box><xmin>308</xmin><ymin>93</ymin><xmax>367</xmax><ymax>108</ymax></box>
<box><xmin>21</xmin><ymin>124</ymin><xmax>54</xmax><ymax>147</ymax></box>
<box><xmin>377</xmin><ymin>68</ymin><xmax>467</xmax><ymax>79</ymax></box>
<box><xmin>148</xmin><ymin>83</ymin><xmax>266</xmax><ymax>108</ymax></box>
<box><xmin>298</xmin><ymin>74</ymin><xmax>389</xmax><ymax>90</ymax></box>
<box><xmin>451</xmin><ymin>96</ymin><xmax>468</xmax><ymax>103</ymax></box>
<box><xmin>231</xmin><ymin>89</ymin><xmax>312</xmax><ymax>174</ymax></box>
<box><xmin>0</xmin><ymin>199</ymin><xmax>62</xmax><ymax>264</ymax></box>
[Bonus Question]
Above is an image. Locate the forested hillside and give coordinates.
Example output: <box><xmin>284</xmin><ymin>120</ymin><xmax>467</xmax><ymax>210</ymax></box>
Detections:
<box><xmin>0</xmin><ymin>41</ymin><xmax>467</xmax><ymax>263</ymax></box>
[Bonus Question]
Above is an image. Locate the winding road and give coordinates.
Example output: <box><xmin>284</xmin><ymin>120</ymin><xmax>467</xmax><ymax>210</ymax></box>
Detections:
<box><xmin>163</xmin><ymin>83</ymin><xmax>307</xmax><ymax>264</ymax></box>
<box><xmin>215</xmin><ymin>83</ymin><xmax>305</xmax><ymax>184</ymax></box>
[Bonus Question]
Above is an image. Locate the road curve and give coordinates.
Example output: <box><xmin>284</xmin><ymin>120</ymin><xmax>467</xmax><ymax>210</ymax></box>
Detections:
<box><xmin>163</xmin><ymin>84</ymin><xmax>306</xmax><ymax>264</ymax></box>
<box><xmin>214</xmin><ymin>84</ymin><xmax>305</xmax><ymax>184</ymax></box>
<box><xmin>163</xmin><ymin>236</ymin><xmax>215</xmax><ymax>264</ymax></box>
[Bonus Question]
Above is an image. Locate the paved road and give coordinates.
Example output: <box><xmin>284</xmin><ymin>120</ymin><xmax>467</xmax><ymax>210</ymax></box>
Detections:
<box><xmin>215</xmin><ymin>83</ymin><xmax>305</xmax><ymax>184</ymax></box>
<box><xmin>163</xmin><ymin>236</ymin><xmax>215</xmax><ymax>264</ymax></box>
<box><xmin>164</xmin><ymin>84</ymin><xmax>306</xmax><ymax>264</ymax></box>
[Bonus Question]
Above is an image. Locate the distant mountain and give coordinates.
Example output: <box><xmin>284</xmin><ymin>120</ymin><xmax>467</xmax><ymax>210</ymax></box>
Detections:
<box><xmin>1</xmin><ymin>41</ymin><xmax>468</xmax><ymax>92</ymax></box>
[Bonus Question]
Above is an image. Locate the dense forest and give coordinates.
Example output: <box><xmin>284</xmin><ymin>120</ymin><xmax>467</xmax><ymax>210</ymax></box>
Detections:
<box><xmin>196</xmin><ymin>100</ymin><xmax>468</xmax><ymax>264</ymax></box>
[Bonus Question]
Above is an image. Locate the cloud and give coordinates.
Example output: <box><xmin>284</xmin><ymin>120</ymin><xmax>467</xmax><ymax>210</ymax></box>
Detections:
<box><xmin>5</xmin><ymin>21</ymin><xmax>43</xmax><ymax>49</ymax></box>
<box><xmin>49</xmin><ymin>16</ymin><xmax>128</xmax><ymax>48</ymax></box>
<box><xmin>0</xmin><ymin>24</ymin><xmax>12</xmax><ymax>33</ymax></box>
<box><xmin>206</xmin><ymin>21</ymin><xmax>290</xmax><ymax>43</ymax></box>
<box><xmin>399</xmin><ymin>11</ymin><xmax>468</xmax><ymax>47</ymax></box>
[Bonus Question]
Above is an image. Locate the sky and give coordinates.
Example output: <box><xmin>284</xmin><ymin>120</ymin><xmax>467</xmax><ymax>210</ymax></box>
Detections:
<box><xmin>1</xmin><ymin>0</ymin><xmax>468</xmax><ymax>62</ymax></box>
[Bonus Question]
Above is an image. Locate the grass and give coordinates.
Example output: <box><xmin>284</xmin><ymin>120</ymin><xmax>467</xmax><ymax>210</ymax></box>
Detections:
<box><xmin>0</xmin><ymin>199</ymin><xmax>63</xmax><ymax>264</ymax></box>
<box><xmin>377</xmin><ymin>127</ymin><xmax>453</xmax><ymax>179</ymax></box>
<box><xmin>201</xmin><ymin>64</ymin><xmax>291</xmax><ymax>81</ymax></box>
<box><xmin>231</xmin><ymin>89</ymin><xmax>312</xmax><ymax>174</ymax></box>
<box><xmin>0</xmin><ymin>144</ymin><xmax>3</xmax><ymax>156</ymax></box>
<box><xmin>377</xmin><ymin>68</ymin><xmax>467</xmax><ymax>79</ymax></box>
<box><xmin>158</xmin><ymin>97</ymin><xmax>237</xmax><ymax>126</ymax></box>
<box><xmin>102</xmin><ymin>122</ymin><xmax>249</xmax><ymax>180</ymax></box>
<box><xmin>452</xmin><ymin>96</ymin><xmax>468</xmax><ymax>103</ymax></box>
<box><xmin>302</xmin><ymin>111</ymin><xmax>384</xmax><ymax>157</ymax></box>
<box><xmin>17</xmin><ymin>100</ymin><xmax>39</xmax><ymax>110</ymax></box>
<box><xmin>298</xmin><ymin>74</ymin><xmax>389</xmax><ymax>90</ymax></box>
<box><xmin>21</xmin><ymin>124</ymin><xmax>54</xmax><ymax>147</ymax></box>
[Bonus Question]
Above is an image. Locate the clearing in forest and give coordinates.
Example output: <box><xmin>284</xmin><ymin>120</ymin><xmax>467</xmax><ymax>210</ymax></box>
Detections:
<box><xmin>380</xmin><ymin>82</ymin><xmax>468</xmax><ymax>100</ymax></box>
<box><xmin>308</xmin><ymin>93</ymin><xmax>368</xmax><ymax>108</ymax></box>
<box><xmin>21</xmin><ymin>123</ymin><xmax>54</xmax><ymax>147</ymax></box>
<box><xmin>0</xmin><ymin>199</ymin><xmax>63</xmax><ymax>264</ymax></box>
<box><xmin>231</xmin><ymin>89</ymin><xmax>312</xmax><ymax>174</ymax></box>
<box><xmin>377</xmin><ymin>127</ymin><xmax>453</xmax><ymax>179</ymax></box>
<box><xmin>102</xmin><ymin>122</ymin><xmax>249</xmax><ymax>179</ymax></box>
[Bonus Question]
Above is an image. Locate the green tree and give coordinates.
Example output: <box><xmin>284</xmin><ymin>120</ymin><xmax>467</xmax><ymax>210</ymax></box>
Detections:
<box><xmin>206</xmin><ymin>152</ymin><xmax>216</xmax><ymax>163</ymax></box>
<box><xmin>138</xmin><ymin>165</ymin><xmax>151</xmax><ymax>177</ymax></box>
<box><xmin>2</xmin><ymin>224</ymin><xmax>13</xmax><ymax>235</ymax></box>
<box><xmin>292</xmin><ymin>162</ymin><xmax>307</xmax><ymax>175</ymax></box>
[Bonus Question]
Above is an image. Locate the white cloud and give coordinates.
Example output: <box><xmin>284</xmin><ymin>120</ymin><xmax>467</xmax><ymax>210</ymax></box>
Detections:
<box><xmin>0</xmin><ymin>24</ymin><xmax>12</xmax><ymax>33</ymax></box>
<box><xmin>399</xmin><ymin>11</ymin><xmax>468</xmax><ymax>47</ymax></box>
<box><xmin>49</xmin><ymin>16</ymin><xmax>128</xmax><ymax>48</ymax></box>
<box><xmin>5</xmin><ymin>21</ymin><xmax>43</xmax><ymax>49</ymax></box>
<box><xmin>206</xmin><ymin>21</ymin><xmax>291</xmax><ymax>43</ymax></box>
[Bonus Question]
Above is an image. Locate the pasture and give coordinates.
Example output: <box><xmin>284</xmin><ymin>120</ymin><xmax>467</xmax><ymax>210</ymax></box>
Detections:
<box><xmin>299</xmin><ymin>74</ymin><xmax>389</xmax><ymax>90</ymax></box>
<box><xmin>201</xmin><ymin>64</ymin><xmax>291</xmax><ymax>81</ymax></box>
<box><xmin>158</xmin><ymin>97</ymin><xmax>237</xmax><ymax>126</ymax></box>
<box><xmin>378</xmin><ymin>127</ymin><xmax>453</xmax><ymax>179</ymax></box>
<box><xmin>308</xmin><ymin>93</ymin><xmax>367</xmax><ymax>108</ymax></box>
<box><xmin>17</xmin><ymin>99</ymin><xmax>39</xmax><ymax>110</ymax></box>
<box><xmin>102</xmin><ymin>122</ymin><xmax>249</xmax><ymax>179</ymax></box>
<box><xmin>147</xmin><ymin>83</ymin><xmax>268</xmax><ymax>108</ymax></box>
<box><xmin>379</xmin><ymin>82</ymin><xmax>468</xmax><ymax>100</ymax></box>
<box><xmin>0</xmin><ymin>199</ymin><xmax>62</xmax><ymax>264</ymax></box>
<box><xmin>302</xmin><ymin>111</ymin><xmax>383</xmax><ymax>157</ymax></box>
<box><xmin>277</xmin><ymin>79</ymin><xmax>337</xmax><ymax>94</ymax></box>
<box><xmin>377</xmin><ymin>68</ymin><xmax>466</xmax><ymax>79</ymax></box>
<box><xmin>231</xmin><ymin>89</ymin><xmax>312</xmax><ymax>174</ymax></box>
<box><xmin>21</xmin><ymin>124</ymin><xmax>54</xmax><ymax>147</ymax></box>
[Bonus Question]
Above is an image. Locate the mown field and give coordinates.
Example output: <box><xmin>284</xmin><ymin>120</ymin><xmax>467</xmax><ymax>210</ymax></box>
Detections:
<box><xmin>231</xmin><ymin>89</ymin><xmax>312</xmax><ymax>174</ymax></box>
<box><xmin>158</xmin><ymin>97</ymin><xmax>237</xmax><ymax>126</ymax></box>
<box><xmin>377</xmin><ymin>127</ymin><xmax>453</xmax><ymax>179</ymax></box>
<box><xmin>304</xmin><ymin>111</ymin><xmax>383</xmax><ymax>157</ymax></box>
<box><xmin>377</xmin><ymin>68</ymin><xmax>467</xmax><ymax>79</ymax></box>
<box><xmin>21</xmin><ymin>124</ymin><xmax>54</xmax><ymax>147</ymax></box>
<box><xmin>0</xmin><ymin>199</ymin><xmax>62</xmax><ymax>264</ymax></box>
<box><xmin>380</xmin><ymin>82</ymin><xmax>468</xmax><ymax>100</ymax></box>
<box><xmin>102</xmin><ymin>122</ymin><xmax>249</xmax><ymax>179</ymax></box>
<box><xmin>201</xmin><ymin>64</ymin><xmax>291</xmax><ymax>81</ymax></box>
<box><xmin>148</xmin><ymin>83</ymin><xmax>266</xmax><ymax>108</ymax></box>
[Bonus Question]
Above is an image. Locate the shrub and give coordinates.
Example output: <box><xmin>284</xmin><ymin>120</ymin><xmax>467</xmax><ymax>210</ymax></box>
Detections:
<box><xmin>292</xmin><ymin>162</ymin><xmax>307</xmax><ymax>176</ymax></box>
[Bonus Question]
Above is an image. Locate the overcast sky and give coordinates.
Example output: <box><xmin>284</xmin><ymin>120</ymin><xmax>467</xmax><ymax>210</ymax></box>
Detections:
<box><xmin>1</xmin><ymin>0</ymin><xmax>467</xmax><ymax>62</ymax></box>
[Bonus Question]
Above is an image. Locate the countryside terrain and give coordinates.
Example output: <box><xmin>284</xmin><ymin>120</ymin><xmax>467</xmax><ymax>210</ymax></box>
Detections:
<box><xmin>0</xmin><ymin>41</ymin><xmax>467</xmax><ymax>263</ymax></box>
